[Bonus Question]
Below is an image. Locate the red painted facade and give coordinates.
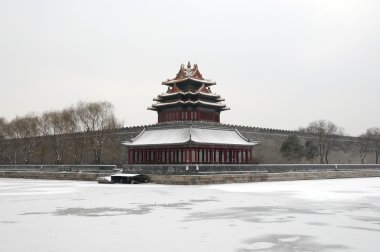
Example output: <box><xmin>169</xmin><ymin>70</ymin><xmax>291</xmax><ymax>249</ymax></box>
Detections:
<box><xmin>128</xmin><ymin>146</ymin><xmax>253</xmax><ymax>164</ymax></box>
<box><xmin>157</xmin><ymin>109</ymin><xmax>220</xmax><ymax>123</ymax></box>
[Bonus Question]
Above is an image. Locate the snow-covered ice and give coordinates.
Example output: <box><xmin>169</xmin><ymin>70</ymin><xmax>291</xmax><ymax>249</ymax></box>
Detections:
<box><xmin>1</xmin><ymin>177</ymin><xmax>380</xmax><ymax>251</ymax></box>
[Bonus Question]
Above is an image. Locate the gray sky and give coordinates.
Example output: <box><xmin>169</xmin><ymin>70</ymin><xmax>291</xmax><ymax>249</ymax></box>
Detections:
<box><xmin>1</xmin><ymin>0</ymin><xmax>379</xmax><ymax>136</ymax></box>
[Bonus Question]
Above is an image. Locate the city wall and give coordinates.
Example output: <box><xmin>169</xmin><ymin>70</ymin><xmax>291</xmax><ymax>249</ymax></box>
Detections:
<box><xmin>0</xmin><ymin>123</ymin><xmax>376</xmax><ymax>165</ymax></box>
<box><xmin>148</xmin><ymin>170</ymin><xmax>380</xmax><ymax>185</ymax></box>
<box><xmin>235</xmin><ymin>125</ymin><xmax>370</xmax><ymax>164</ymax></box>
<box><xmin>120</xmin><ymin>123</ymin><xmax>375</xmax><ymax>165</ymax></box>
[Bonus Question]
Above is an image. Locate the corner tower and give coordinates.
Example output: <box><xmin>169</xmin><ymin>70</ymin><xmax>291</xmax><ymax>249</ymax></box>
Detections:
<box><xmin>149</xmin><ymin>62</ymin><xmax>229</xmax><ymax>123</ymax></box>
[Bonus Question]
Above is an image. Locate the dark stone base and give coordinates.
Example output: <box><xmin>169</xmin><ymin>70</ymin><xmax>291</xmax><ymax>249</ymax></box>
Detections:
<box><xmin>123</xmin><ymin>164</ymin><xmax>380</xmax><ymax>175</ymax></box>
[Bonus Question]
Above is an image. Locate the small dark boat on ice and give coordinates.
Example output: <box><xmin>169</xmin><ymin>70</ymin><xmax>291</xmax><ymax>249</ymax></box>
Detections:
<box><xmin>97</xmin><ymin>174</ymin><xmax>149</xmax><ymax>184</ymax></box>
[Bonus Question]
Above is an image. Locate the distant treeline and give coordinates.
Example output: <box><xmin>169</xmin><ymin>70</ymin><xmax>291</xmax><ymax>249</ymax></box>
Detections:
<box><xmin>280</xmin><ymin>120</ymin><xmax>380</xmax><ymax>164</ymax></box>
<box><xmin>1</xmin><ymin>103</ymin><xmax>380</xmax><ymax>165</ymax></box>
<box><xmin>0</xmin><ymin>101</ymin><xmax>123</xmax><ymax>164</ymax></box>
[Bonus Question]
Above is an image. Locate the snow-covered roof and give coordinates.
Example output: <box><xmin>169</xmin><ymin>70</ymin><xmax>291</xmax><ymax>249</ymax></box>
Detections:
<box><xmin>122</xmin><ymin>127</ymin><xmax>259</xmax><ymax>147</ymax></box>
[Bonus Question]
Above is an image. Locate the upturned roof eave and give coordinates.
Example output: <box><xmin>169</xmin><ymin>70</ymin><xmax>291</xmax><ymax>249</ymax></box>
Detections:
<box><xmin>162</xmin><ymin>77</ymin><xmax>216</xmax><ymax>86</ymax></box>
<box><xmin>149</xmin><ymin>100</ymin><xmax>228</xmax><ymax>109</ymax></box>
<box><xmin>157</xmin><ymin>91</ymin><xmax>221</xmax><ymax>99</ymax></box>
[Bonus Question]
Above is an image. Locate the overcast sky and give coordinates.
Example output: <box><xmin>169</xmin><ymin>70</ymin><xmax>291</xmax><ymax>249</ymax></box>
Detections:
<box><xmin>0</xmin><ymin>0</ymin><xmax>379</xmax><ymax>136</ymax></box>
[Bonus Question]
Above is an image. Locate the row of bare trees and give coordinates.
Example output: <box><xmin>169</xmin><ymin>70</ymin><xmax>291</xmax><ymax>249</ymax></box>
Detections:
<box><xmin>358</xmin><ymin>128</ymin><xmax>380</xmax><ymax>164</ymax></box>
<box><xmin>299</xmin><ymin>120</ymin><xmax>344</xmax><ymax>164</ymax></box>
<box><xmin>281</xmin><ymin>120</ymin><xmax>380</xmax><ymax>164</ymax></box>
<box><xmin>0</xmin><ymin>101</ymin><xmax>122</xmax><ymax>165</ymax></box>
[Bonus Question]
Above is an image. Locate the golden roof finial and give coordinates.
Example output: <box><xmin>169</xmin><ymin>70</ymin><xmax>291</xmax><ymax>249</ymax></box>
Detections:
<box><xmin>187</xmin><ymin>61</ymin><xmax>191</xmax><ymax>69</ymax></box>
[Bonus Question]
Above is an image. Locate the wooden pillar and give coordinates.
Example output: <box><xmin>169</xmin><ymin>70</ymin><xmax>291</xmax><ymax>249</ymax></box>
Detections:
<box><xmin>189</xmin><ymin>147</ymin><xmax>193</xmax><ymax>164</ymax></box>
<box><xmin>211</xmin><ymin>148</ymin><xmax>214</xmax><ymax>164</ymax></box>
<box><xmin>128</xmin><ymin>149</ymin><xmax>131</xmax><ymax>164</ymax></box>
<box><xmin>127</xmin><ymin>149</ymin><xmax>130</xmax><ymax>164</ymax></box>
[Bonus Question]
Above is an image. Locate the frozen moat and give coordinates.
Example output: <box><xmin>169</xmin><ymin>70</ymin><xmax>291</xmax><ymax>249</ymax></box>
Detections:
<box><xmin>1</xmin><ymin>177</ymin><xmax>380</xmax><ymax>251</ymax></box>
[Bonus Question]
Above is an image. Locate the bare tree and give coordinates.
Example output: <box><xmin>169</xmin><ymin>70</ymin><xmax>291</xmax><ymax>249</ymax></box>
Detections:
<box><xmin>302</xmin><ymin>120</ymin><xmax>344</xmax><ymax>164</ymax></box>
<box><xmin>39</xmin><ymin>111</ymin><xmax>64</xmax><ymax>164</ymax></box>
<box><xmin>358</xmin><ymin>132</ymin><xmax>371</xmax><ymax>164</ymax></box>
<box><xmin>39</xmin><ymin>108</ymin><xmax>78</xmax><ymax>164</ymax></box>
<box><xmin>0</xmin><ymin>117</ymin><xmax>7</xmax><ymax>164</ymax></box>
<box><xmin>64</xmin><ymin>107</ymin><xmax>87</xmax><ymax>164</ymax></box>
<box><xmin>365</xmin><ymin>128</ymin><xmax>380</xmax><ymax>164</ymax></box>
<box><xmin>35</xmin><ymin>136</ymin><xmax>48</xmax><ymax>164</ymax></box>
<box><xmin>8</xmin><ymin>114</ymin><xmax>40</xmax><ymax>164</ymax></box>
<box><xmin>304</xmin><ymin>140</ymin><xmax>318</xmax><ymax>164</ymax></box>
<box><xmin>76</xmin><ymin>101</ymin><xmax>122</xmax><ymax>164</ymax></box>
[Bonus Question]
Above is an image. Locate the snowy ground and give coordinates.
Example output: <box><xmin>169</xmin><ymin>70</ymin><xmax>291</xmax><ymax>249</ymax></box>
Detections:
<box><xmin>1</xmin><ymin>177</ymin><xmax>380</xmax><ymax>252</ymax></box>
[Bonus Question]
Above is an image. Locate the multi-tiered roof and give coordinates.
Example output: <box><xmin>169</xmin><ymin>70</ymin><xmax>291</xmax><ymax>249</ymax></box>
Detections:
<box><xmin>149</xmin><ymin>62</ymin><xmax>229</xmax><ymax>123</ymax></box>
<box><xmin>122</xmin><ymin>63</ymin><xmax>258</xmax><ymax>165</ymax></box>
